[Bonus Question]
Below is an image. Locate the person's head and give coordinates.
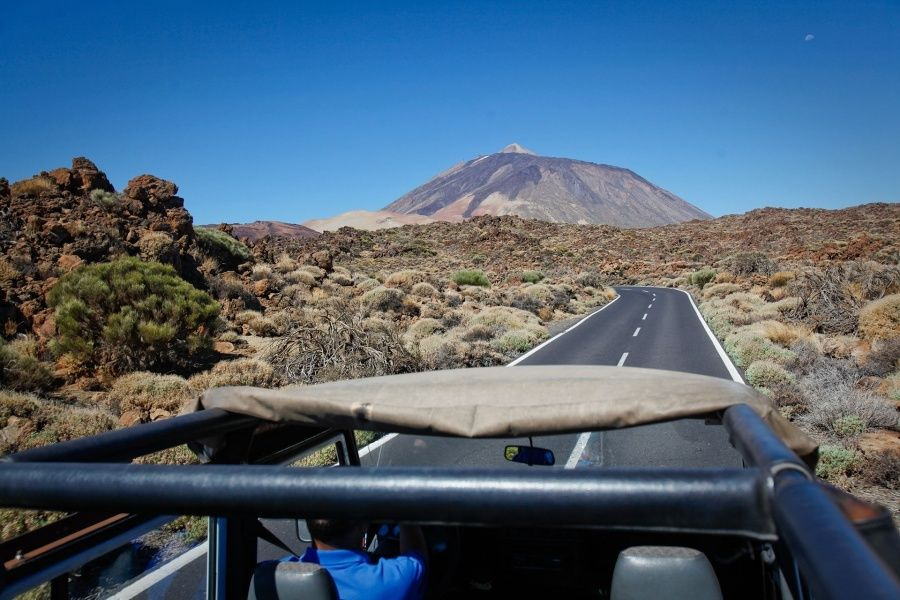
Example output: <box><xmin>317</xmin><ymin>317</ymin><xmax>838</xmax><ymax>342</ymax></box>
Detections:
<box><xmin>306</xmin><ymin>519</ymin><xmax>367</xmax><ymax>550</ymax></box>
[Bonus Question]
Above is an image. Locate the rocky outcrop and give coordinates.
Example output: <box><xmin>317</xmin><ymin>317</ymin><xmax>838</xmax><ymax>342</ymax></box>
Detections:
<box><xmin>1</xmin><ymin>159</ymin><xmax>200</xmax><ymax>341</ymax></box>
<box><xmin>47</xmin><ymin>157</ymin><xmax>115</xmax><ymax>196</ymax></box>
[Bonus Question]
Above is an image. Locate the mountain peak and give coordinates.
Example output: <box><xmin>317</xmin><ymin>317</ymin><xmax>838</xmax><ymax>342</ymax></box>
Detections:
<box><xmin>499</xmin><ymin>143</ymin><xmax>536</xmax><ymax>155</ymax></box>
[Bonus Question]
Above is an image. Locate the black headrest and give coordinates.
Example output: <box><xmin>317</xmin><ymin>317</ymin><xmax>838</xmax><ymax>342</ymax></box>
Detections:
<box><xmin>248</xmin><ymin>560</ymin><xmax>338</xmax><ymax>600</ymax></box>
<box><xmin>610</xmin><ymin>546</ymin><xmax>723</xmax><ymax>600</ymax></box>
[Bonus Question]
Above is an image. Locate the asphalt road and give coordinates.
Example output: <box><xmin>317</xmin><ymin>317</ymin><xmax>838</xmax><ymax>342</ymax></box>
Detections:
<box><xmin>116</xmin><ymin>285</ymin><xmax>743</xmax><ymax>600</ymax></box>
<box><xmin>359</xmin><ymin>285</ymin><xmax>742</xmax><ymax>470</ymax></box>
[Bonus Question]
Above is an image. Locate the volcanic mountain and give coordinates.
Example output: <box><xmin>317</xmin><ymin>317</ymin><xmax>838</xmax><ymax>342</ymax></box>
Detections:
<box><xmin>212</xmin><ymin>220</ymin><xmax>320</xmax><ymax>242</ymax></box>
<box><xmin>383</xmin><ymin>144</ymin><xmax>710</xmax><ymax>227</ymax></box>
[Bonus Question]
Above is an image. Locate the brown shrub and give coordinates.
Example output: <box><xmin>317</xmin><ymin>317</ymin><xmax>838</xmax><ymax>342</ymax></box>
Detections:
<box><xmin>187</xmin><ymin>358</ymin><xmax>281</xmax><ymax>392</ymax></box>
<box><xmin>11</xmin><ymin>176</ymin><xmax>55</xmax><ymax>196</ymax></box>
<box><xmin>858</xmin><ymin>294</ymin><xmax>900</xmax><ymax>340</ymax></box>
<box><xmin>107</xmin><ymin>372</ymin><xmax>188</xmax><ymax>417</ymax></box>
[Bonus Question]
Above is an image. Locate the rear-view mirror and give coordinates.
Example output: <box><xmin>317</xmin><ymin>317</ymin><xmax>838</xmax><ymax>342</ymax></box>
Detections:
<box><xmin>504</xmin><ymin>445</ymin><xmax>555</xmax><ymax>466</ymax></box>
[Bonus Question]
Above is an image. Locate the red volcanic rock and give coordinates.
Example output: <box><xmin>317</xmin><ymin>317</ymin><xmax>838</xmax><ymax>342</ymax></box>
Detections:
<box><xmin>124</xmin><ymin>174</ymin><xmax>180</xmax><ymax>206</ymax></box>
<box><xmin>48</xmin><ymin>157</ymin><xmax>114</xmax><ymax>195</ymax></box>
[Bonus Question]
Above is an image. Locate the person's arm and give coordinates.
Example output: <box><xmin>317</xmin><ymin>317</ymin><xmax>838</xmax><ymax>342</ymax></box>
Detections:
<box><xmin>398</xmin><ymin>524</ymin><xmax>428</xmax><ymax>565</ymax></box>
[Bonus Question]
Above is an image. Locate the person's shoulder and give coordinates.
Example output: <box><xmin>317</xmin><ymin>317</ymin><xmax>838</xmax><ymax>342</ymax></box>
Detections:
<box><xmin>377</xmin><ymin>552</ymin><xmax>426</xmax><ymax>585</ymax></box>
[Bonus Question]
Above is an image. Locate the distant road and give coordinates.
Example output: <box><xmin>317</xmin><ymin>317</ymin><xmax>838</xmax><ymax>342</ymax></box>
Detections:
<box><xmin>118</xmin><ymin>286</ymin><xmax>744</xmax><ymax>600</ymax></box>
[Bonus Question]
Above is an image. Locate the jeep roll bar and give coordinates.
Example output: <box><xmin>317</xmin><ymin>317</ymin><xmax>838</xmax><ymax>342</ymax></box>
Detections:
<box><xmin>0</xmin><ymin>404</ymin><xmax>898</xmax><ymax>600</ymax></box>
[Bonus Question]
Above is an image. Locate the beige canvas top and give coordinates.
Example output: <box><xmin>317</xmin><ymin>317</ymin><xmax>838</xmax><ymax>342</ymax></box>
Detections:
<box><xmin>193</xmin><ymin>365</ymin><xmax>817</xmax><ymax>461</ymax></box>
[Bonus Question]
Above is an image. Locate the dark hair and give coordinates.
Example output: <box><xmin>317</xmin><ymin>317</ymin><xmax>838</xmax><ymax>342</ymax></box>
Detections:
<box><xmin>306</xmin><ymin>519</ymin><xmax>365</xmax><ymax>548</ymax></box>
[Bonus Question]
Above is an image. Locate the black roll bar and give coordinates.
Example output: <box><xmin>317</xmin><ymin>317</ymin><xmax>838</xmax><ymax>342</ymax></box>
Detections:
<box><xmin>0</xmin><ymin>463</ymin><xmax>770</xmax><ymax>537</ymax></box>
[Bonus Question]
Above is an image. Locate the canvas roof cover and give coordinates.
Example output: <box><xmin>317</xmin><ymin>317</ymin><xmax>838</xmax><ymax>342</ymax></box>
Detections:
<box><xmin>193</xmin><ymin>366</ymin><xmax>817</xmax><ymax>460</ymax></box>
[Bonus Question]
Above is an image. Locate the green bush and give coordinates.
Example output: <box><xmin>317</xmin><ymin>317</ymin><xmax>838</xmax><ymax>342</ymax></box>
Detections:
<box><xmin>745</xmin><ymin>360</ymin><xmax>796</xmax><ymax>389</ymax></box>
<box><xmin>521</xmin><ymin>270</ymin><xmax>544</xmax><ymax>284</ymax></box>
<box><xmin>90</xmin><ymin>189</ymin><xmax>119</xmax><ymax>210</ymax></box>
<box><xmin>47</xmin><ymin>257</ymin><xmax>220</xmax><ymax>373</ymax></box>
<box><xmin>0</xmin><ymin>339</ymin><xmax>54</xmax><ymax>392</ymax></box>
<box><xmin>194</xmin><ymin>227</ymin><xmax>251</xmax><ymax>263</ymax></box>
<box><xmin>816</xmin><ymin>444</ymin><xmax>862</xmax><ymax>480</ymax></box>
<box><xmin>832</xmin><ymin>415</ymin><xmax>866</xmax><ymax>439</ymax></box>
<box><xmin>452</xmin><ymin>269</ymin><xmax>490</xmax><ymax>287</ymax></box>
<box><xmin>690</xmin><ymin>269</ymin><xmax>716</xmax><ymax>289</ymax></box>
<box><xmin>724</xmin><ymin>330</ymin><xmax>796</xmax><ymax>368</ymax></box>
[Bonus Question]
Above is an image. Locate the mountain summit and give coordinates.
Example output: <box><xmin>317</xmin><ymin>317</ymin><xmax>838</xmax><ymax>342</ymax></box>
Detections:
<box><xmin>383</xmin><ymin>145</ymin><xmax>710</xmax><ymax>227</ymax></box>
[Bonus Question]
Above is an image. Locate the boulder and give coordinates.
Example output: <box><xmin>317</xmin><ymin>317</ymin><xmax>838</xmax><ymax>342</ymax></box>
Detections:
<box><xmin>124</xmin><ymin>175</ymin><xmax>179</xmax><ymax>206</ymax></box>
<box><xmin>310</xmin><ymin>249</ymin><xmax>334</xmax><ymax>272</ymax></box>
<box><xmin>48</xmin><ymin>157</ymin><xmax>114</xmax><ymax>195</ymax></box>
<box><xmin>118</xmin><ymin>409</ymin><xmax>143</xmax><ymax>428</ymax></box>
<box><xmin>0</xmin><ymin>178</ymin><xmax>9</xmax><ymax>201</ymax></box>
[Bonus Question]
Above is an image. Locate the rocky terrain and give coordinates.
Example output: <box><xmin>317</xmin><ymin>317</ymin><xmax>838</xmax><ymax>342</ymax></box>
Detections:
<box><xmin>304</xmin><ymin>210</ymin><xmax>436</xmax><ymax>232</ymax></box>
<box><xmin>383</xmin><ymin>143</ymin><xmax>711</xmax><ymax>227</ymax></box>
<box><xmin>0</xmin><ymin>158</ymin><xmax>897</xmax><ymax>540</ymax></box>
<box><xmin>215</xmin><ymin>220</ymin><xmax>320</xmax><ymax>242</ymax></box>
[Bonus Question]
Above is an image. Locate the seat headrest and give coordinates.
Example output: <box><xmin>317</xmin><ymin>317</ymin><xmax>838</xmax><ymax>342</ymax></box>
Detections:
<box><xmin>248</xmin><ymin>560</ymin><xmax>338</xmax><ymax>600</ymax></box>
<box><xmin>610</xmin><ymin>546</ymin><xmax>723</xmax><ymax>600</ymax></box>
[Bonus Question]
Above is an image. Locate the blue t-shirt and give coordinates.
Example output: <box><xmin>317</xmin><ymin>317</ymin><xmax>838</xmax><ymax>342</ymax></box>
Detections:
<box><xmin>289</xmin><ymin>547</ymin><xmax>426</xmax><ymax>600</ymax></box>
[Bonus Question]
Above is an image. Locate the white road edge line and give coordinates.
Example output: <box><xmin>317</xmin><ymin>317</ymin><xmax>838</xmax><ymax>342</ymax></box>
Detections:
<box><xmin>632</xmin><ymin>327</ymin><xmax>640</xmax><ymax>337</ymax></box>
<box><xmin>564</xmin><ymin>432</ymin><xmax>592</xmax><ymax>469</ymax></box>
<box><xmin>674</xmin><ymin>288</ymin><xmax>744</xmax><ymax>384</ymax></box>
<box><xmin>507</xmin><ymin>295</ymin><xmax>621</xmax><ymax>366</ymax></box>
<box><xmin>106</xmin><ymin>542</ymin><xmax>209</xmax><ymax>600</ymax></box>
<box><xmin>617</xmin><ymin>352</ymin><xmax>628</xmax><ymax>367</ymax></box>
<box><xmin>112</xmin><ymin>295</ymin><xmax>626</xmax><ymax>598</ymax></box>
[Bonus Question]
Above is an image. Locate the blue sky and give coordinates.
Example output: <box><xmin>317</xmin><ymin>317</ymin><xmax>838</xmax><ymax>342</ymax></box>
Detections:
<box><xmin>1</xmin><ymin>1</ymin><xmax>897</xmax><ymax>224</ymax></box>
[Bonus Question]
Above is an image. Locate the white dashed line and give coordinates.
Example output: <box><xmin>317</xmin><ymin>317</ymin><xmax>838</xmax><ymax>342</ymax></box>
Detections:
<box><xmin>642</xmin><ymin>313</ymin><xmax>647</xmax><ymax>320</ymax></box>
<box><xmin>633</xmin><ymin>327</ymin><xmax>641</xmax><ymax>337</ymax></box>
<box><xmin>648</xmin><ymin>303</ymin><xmax>653</xmax><ymax>309</ymax></box>
<box><xmin>617</xmin><ymin>352</ymin><xmax>628</xmax><ymax>366</ymax></box>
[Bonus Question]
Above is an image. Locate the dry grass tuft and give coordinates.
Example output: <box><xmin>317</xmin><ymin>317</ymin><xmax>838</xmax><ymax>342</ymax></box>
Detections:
<box><xmin>858</xmin><ymin>294</ymin><xmax>900</xmax><ymax>340</ymax></box>
<box><xmin>11</xmin><ymin>176</ymin><xmax>55</xmax><ymax>196</ymax></box>
<box><xmin>107</xmin><ymin>372</ymin><xmax>189</xmax><ymax>417</ymax></box>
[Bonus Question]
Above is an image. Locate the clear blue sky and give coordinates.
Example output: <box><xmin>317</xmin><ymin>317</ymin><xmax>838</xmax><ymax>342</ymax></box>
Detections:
<box><xmin>1</xmin><ymin>1</ymin><xmax>898</xmax><ymax>224</ymax></box>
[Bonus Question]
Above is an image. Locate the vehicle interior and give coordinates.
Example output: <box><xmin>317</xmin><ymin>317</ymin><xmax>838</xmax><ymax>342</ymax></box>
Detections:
<box><xmin>1</xmin><ymin>367</ymin><xmax>898</xmax><ymax>600</ymax></box>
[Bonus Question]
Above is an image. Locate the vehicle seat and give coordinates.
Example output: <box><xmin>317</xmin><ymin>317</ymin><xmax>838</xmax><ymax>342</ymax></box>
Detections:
<box><xmin>610</xmin><ymin>546</ymin><xmax>722</xmax><ymax>600</ymax></box>
<box><xmin>248</xmin><ymin>560</ymin><xmax>338</xmax><ymax>600</ymax></box>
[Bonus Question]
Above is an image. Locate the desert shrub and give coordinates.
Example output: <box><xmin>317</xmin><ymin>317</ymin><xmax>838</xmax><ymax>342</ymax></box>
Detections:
<box><xmin>402</xmin><ymin>318</ymin><xmax>444</xmax><ymax>352</ymax></box>
<box><xmin>107</xmin><ymin>372</ymin><xmax>188</xmax><ymax>417</ymax></box>
<box><xmin>235</xmin><ymin>309</ymin><xmax>280</xmax><ymax>336</ymax></box>
<box><xmin>509</xmin><ymin>293</ymin><xmax>542</xmax><ymax>315</ymax></box>
<box><xmin>575</xmin><ymin>271</ymin><xmax>604</xmax><ymax>288</ymax></box>
<box><xmin>274</xmin><ymin>254</ymin><xmax>298</xmax><ymax>274</ymax></box>
<box><xmin>11</xmin><ymin>176</ymin><xmax>54</xmax><ymax>196</ymax></box>
<box><xmin>0</xmin><ymin>257</ymin><xmax>18</xmax><ymax>284</ymax></box>
<box><xmin>521</xmin><ymin>270</ymin><xmax>544</xmax><ymax>284</ymax></box>
<box><xmin>263</xmin><ymin>308</ymin><xmax>416</xmax><ymax>384</ymax></box>
<box><xmin>90</xmin><ymin>189</ymin><xmax>119</xmax><ymax>210</ymax></box>
<box><xmin>385</xmin><ymin>270</ymin><xmax>426</xmax><ymax>290</ymax></box>
<box><xmin>749</xmin><ymin>320</ymin><xmax>812</xmax><ymax>348</ymax></box>
<box><xmin>727</xmin><ymin>252</ymin><xmax>775</xmax><ymax>276</ymax></box>
<box><xmin>355</xmin><ymin>277</ymin><xmax>380</xmax><ymax>292</ymax></box>
<box><xmin>832</xmin><ymin>415</ymin><xmax>866</xmax><ymax>439</ymax></box>
<box><xmin>769</xmin><ymin>271</ymin><xmax>795</xmax><ymax>288</ymax></box>
<box><xmin>690</xmin><ymin>269</ymin><xmax>716</xmax><ymax>289</ymax></box>
<box><xmin>746</xmin><ymin>360</ymin><xmax>796</xmax><ymax>389</ymax></box>
<box><xmin>452</xmin><ymin>269</ymin><xmax>490</xmax><ymax>287</ymax></box>
<box><xmin>329</xmin><ymin>272</ymin><xmax>354</xmax><ymax>286</ymax></box>
<box><xmin>787</xmin><ymin>262</ymin><xmax>900</xmax><ymax>334</ymax></box>
<box><xmin>47</xmin><ymin>257</ymin><xmax>220</xmax><ymax>373</ymax></box>
<box><xmin>858</xmin><ymin>294</ymin><xmax>900</xmax><ymax>340</ymax></box>
<box><xmin>701</xmin><ymin>283</ymin><xmax>742</xmax><ymax>299</ymax></box>
<box><xmin>251</xmin><ymin>264</ymin><xmax>273</xmax><ymax>281</ymax></box>
<box><xmin>0</xmin><ymin>338</ymin><xmax>54</xmax><ymax>392</ymax></box>
<box><xmin>194</xmin><ymin>227</ymin><xmax>252</xmax><ymax>264</ymax></box>
<box><xmin>286</xmin><ymin>269</ymin><xmax>319</xmax><ymax>286</ymax></box>
<box><xmin>187</xmin><ymin>358</ymin><xmax>280</xmax><ymax>392</ymax></box>
<box><xmin>361</xmin><ymin>286</ymin><xmax>405</xmax><ymax>314</ymax></box>
<box><xmin>410</xmin><ymin>282</ymin><xmax>439</xmax><ymax>298</ymax></box>
<box><xmin>816</xmin><ymin>444</ymin><xmax>863</xmax><ymax>480</ymax></box>
<box><xmin>861</xmin><ymin>338</ymin><xmax>900</xmax><ymax>377</ymax></box>
<box><xmin>798</xmin><ymin>357</ymin><xmax>898</xmax><ymax>434</ymax></box>
<box><xmin>494</xmin><ymin>329</ymin><xmax>542</xmax><ymax>354</ymax></box>
<box><xmin>137</xmin><ymin>231</ymin><xmax>178</xmax><ymax>265</ymax></box>
<box><xmin>724</xmin><ymin>330</ymin><xmax>796</xmax><ymax>368</ymax></box>
<box><xmin>299</xmin><ymin>265</ymin><xmax>327</xmax><ymax>279</ymax></box>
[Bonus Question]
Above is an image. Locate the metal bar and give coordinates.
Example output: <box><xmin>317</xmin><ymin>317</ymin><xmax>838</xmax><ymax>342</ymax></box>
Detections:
<box><xmin>3</xmin><ymin>410</ymin><xmax>258</xmax><ymax>464</ymax></box>
<box><xmin>0</xmin><ymin>463</ymin><xmax>773</xmax><ymax>538</ymax></box>
<box><xmin>772</xmin><ymin>470</ymin><xmax>899</xmax><ymax>600</ymax></box>
<box><xmin>722</xmin><ymin>405</ymin><xmax>809</xmax><ymax>470</ymax></box>
<box><xmin>0</xmin><ymin>514</ymin><xmax>173</xmax><ymax>600</ymax></box>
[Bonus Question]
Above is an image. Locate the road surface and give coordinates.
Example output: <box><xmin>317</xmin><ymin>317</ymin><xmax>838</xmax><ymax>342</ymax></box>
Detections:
<box><xmin>112</xmin><ymin>285</ymin><xmax>744</xmax><ymax>600</ymax></box>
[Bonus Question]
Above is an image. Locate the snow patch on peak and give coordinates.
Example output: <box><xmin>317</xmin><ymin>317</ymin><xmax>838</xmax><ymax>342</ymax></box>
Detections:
<box><xmin>499</xmin><ymin>143</ymin><xmax>536</xmax><ymax>155</ymax></box>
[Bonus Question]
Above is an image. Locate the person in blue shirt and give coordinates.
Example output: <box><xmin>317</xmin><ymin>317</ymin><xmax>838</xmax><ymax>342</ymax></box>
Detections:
<box><xmin>289</xmin><ymin>519</ymin><xmax>427</xmax><ymax>600</ymax></box>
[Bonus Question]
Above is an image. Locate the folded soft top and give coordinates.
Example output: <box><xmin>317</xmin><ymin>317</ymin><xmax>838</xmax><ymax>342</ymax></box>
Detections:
<box><xmin>193</xmin><ymin>365</ymin><xmax>817</xmax><ymax>461</ymax></box>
